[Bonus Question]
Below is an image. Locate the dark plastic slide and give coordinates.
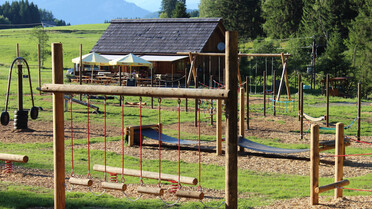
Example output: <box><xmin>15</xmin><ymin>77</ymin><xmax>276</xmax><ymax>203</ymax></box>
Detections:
<box><xmin>238</xmin><ymin>137</ymin><xmax>309</xmax><ymax>154</ymax></box>
<box><xmin>139</xmin><ymin>129</ymin><xmax>201</xmax><ymax>145</ymax></box>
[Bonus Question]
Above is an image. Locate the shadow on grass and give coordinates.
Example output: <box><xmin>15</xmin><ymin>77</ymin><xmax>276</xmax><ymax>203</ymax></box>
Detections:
<box><xmin>0</xmin><ymin>190</ymin><xmax>168</xmax><ymax>209</ymax></box>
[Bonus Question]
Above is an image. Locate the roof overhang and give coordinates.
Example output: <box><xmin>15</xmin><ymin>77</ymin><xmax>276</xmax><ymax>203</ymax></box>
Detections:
<box><xmin>100</xmin><ymin>54</ymin><xmax>188</xmax><ymax>62</ymax></box>
<box><xmin>140</xmin><ymin>55</ymin><xmax>188</xmax><ymax>62</ymax></box>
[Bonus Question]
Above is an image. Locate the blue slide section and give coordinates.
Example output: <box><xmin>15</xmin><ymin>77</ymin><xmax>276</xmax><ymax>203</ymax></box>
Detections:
<box><xmin>238</xmin><ymin>137</ymin><xmax>309</xmax><ymax>154</ymax></box>
<box><xmin>138</xmin><ymin>129</ymin><xmax>201</xmax><ymax>145</ymax></box>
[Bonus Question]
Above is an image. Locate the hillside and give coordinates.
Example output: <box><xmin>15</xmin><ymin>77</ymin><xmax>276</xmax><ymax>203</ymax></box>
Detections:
<box><xmin>0</xmin><ymin>24</ymin><xmax>108</xmax><ymax>69</ymax></box>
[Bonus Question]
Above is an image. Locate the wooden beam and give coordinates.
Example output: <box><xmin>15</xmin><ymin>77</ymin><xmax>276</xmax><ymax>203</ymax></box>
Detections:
<box><xmin>326</xmin><ymin>74</ymin><xmax>330</xmax><ymax>127</ymax></box>
<box><xmin>216</xmin><ymin>99</ymin><xmax>222</xmax><ymax>155</ymax></box>
<box><xmin>69</xmin><ymin>177</ymin><xmax>93</xmax><ymax>187</ymax></box>
<box><xmin>38</xmin><ymin>44</ymin><xmax>41</xmax><ymax>95</ymax></box>
<box><xmin>225</xmin><ymin>31</ymin><xmax>238</xmax><ymax>209</ymax></box>
<box><xmin>310</xmin><ymin>124</ymin><xmax>319</xmax><ymax>205</ymax></box>
<box><xmin>239</xmin><ymin>87</ymin><xmax>245</xmax><ymax>152</ymax></box>
<box><xmin>335</xmin><ymin>123</ymin><xmax>345</xmax><ymax>198</ymax></box>
<box><xmin>281</xmin><ymin>53</ymin><xmax>291</xmax><ymax>100</ymax></box>
<box><xmin>93</xmin><ymin>164</ymin><xmax>197</xmax><ymax>185</ymax></box>
<box><xmin>246</xmin><ymin>76</ymin><xmax>250</xmax><ymax>129</ymax></box>
<box><xmin>0</xmin><ymin>153</ymin><xmax>28</xmax><ymax>163</ymax></box>
<box><xmin>137</xmin><ymin>186</ymin><xmax>164</xmax><ymax>196</ymax></box>
<box><xmin>52</xmin><ymin>43</ymin><xmax>65</xmax><ymax>209</ymax></box>
<box><xmin>177</xmin><ymin>52</ymin><xmax>291</xmax><ymax>57</ymax></box>
<box><xmin>316</xmin><ymin>180</ymin><xmax>349</xmax><ymax>194</ymax></box>
<box><xmin>176</xmin><ymin>190</ymin><xmax>204</xmax><ymax>199</ymax></box>
<box><xmin>41</xmin><ymin>84</ymin><xmax>229</xmax><ymax>100</ymax></box>
<box><xmin>357</xmin><ymin>83</ymin><xmax>361</xmax><ymax>140</ymax></box>
<box><xmin>263</xmin><ymin>71</ymin><xmax>266</xmax><ymax>117</ymax></box>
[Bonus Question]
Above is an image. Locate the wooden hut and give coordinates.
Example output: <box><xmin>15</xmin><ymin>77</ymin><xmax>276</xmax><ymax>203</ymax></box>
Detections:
<box><xmin>91</xmin><ymin>18</ymin><xmax>226</xmax><ymax>85</ymax></box>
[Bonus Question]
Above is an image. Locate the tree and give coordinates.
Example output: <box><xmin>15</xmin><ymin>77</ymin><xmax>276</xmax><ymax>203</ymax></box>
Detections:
<box><xmin>345</xmin><ymin>1</ymin><xmax>372</xmax><ymax>98</ymax></box>
<box><xmin>199</xmin><ymin>0</ymin><xmax>222</xmax><ymax>18</ymax></box>
<box><xmin>261</xmin><ymin>0</ymin><xmax>303</xmax><ymax>39</ymax></box>
<box><xmin>30</xmin><ymin>26</ymin><xmax>49</xmax><ymax>67</ymax></box>
<box><xmin>160</xmin><ymin>0</ymin><xmax>178</xmax><ymax>18</ymax></box>
<box><xmin>172</xmin><ymin>1</ymin><xmax>190</xmax><ymax>18</ymax></box>
<box><xmin>188</xmin><ymin>9</ymin><xmax>199</xmax><ymax>17</ymax></box>
<box><xmin>0</xmin><ymin>15</ymin><xmax>10</xmax><ymax>29</ymax></box>
<box><xmin>199</xmin><ymin>0</ymin><xmax>264</xmax><ymax>39</ymax></box>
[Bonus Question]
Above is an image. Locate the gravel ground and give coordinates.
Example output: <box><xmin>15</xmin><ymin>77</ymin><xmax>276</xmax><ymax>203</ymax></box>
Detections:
<box><xmin>0</xmin><ymin>104</ymin><xmax>371</xmax><ymax>208</ymax></box>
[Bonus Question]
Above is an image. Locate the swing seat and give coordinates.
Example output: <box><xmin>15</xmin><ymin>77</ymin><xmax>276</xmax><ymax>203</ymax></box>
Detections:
<box><xmin>69</xmin><ymin>177</ymin><xmax>93</xmax><ymax>187</ymax></box>
<box><xmin>101</xmin><ymin>182</ymin><xmax>126</xmax><ymax>191</ymax></box>
<box><xmin>175</xmin><ymin>190</ymin><xmax>204</xmax><ymax>200</ymax></box>
<box><xmin>137</xmin><ymin>186</ymin><xmax>164</xmax><ymax>196</ymax></box>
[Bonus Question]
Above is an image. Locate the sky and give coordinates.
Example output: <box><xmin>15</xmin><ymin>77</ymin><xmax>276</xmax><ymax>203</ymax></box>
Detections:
<box><xmin>125</xmin><ymin>0</ymin><xmax>200</xmax><ymax>12</ymax></box>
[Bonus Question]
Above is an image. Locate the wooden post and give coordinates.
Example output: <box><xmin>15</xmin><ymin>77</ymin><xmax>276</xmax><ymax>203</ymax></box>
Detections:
<box><xmin>38</xmin><ymin>44</ymin><xmax>41</xmax><ymax>95</ymax></box>
<box><xmin>263</xmin><ymin>71</ymin><xmax>266</xmax><ymax>116</ymax></box>
<box><xmin>310</xmin><ymin>124</ymin><xmax>319</xmax><ymax>205</ymax></box>
<box><xmin>239</xmin><ymin>87</ymin><xmax>245</xmax><ymax>152</ymax></box>
<box><xmin>16</xmin><ymin>43</ymin><xmax>19</xmax><ymax>57</ymax></box>
<box><xmin>326</xmin><ymin>74</ymin><xmax>329</xmax><ymax>127</ymax></box>
<box><xmin>151</xmin><ymin>68</ymin><xmax>153</xmax><ymax>109</ymax></box>
<box><xmin>300</xmin><ymin>82</ymin><xmax>304</xmax><ymax>139</ymax></box>
<box><xmin>273</xmin><ymin>70</ymin><xmax>276</xmax><ymax>116</ymax></box>
<box><xmin>195</xmin><ymin>77</ymin><xmax>198</xmax><ymax>127</ymax></box>
<box><xmin>246</xmin><ymin>76</ymin><xmax>249</xmax><ymax>129</ymax></box>
<box><xmin>298</xmin><ymin>73</ymin><xmax>301</xmax><ymax>120</ymax></box>
<box><xmin>216</xmin><ymin>99</ymin><xmax>222</xmax><ymax>155</ymax></box>
<box><xmin>225</xmin><ymin>31</ymin><xmax>238</xmax><ymax>209</ymax></box>
<box><xmin>357</xmin><ymin>83</ymin><xmax>361</xmax><ymax>141</ymax></box>
<box><xmin>185</xmin><ymin>67</ymin><xmax>188</xmax><ymax>112</ymax></box>
<box><xmin>210</xmin><ymin>75</ymin><xmax>214</xmax><ymax>125</ymax></box>
<box><xmin>79</xmin><ymin>44</ymin><xmax>83</xmax><ymax>101</ymax></box>
<box><xmin>335</xmin><ymin>123</ymin><xmax>344</xmax><ymax>199</ymax></box>
<box><xmin>52</xmin><ymin>43</ymin><xmax>65</xmax><ymax>209</ymax></box>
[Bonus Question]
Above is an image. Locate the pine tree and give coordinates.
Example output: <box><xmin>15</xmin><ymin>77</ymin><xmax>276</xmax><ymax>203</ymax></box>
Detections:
<box><xmin>172</xmin><ymin>1</ymin><xmax>190</xmax><ymax>18</ymax></box>
<box><xmin>262</xmin><ymin>0</ymin><xmax>303</xmax><ymax>39</ymax></box>
<box><xmin>160</xmin><ymin>0</ymin><xmax>178</xmax><ymax>18</ymax></box>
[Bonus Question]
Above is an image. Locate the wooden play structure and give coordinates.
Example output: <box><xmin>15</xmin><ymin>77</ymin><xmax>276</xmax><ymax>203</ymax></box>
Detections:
<box><xmin>299</xmin><ymin>79</ymin><xmax>362</xmax><ymax>140</ymax></box>
<box><xmin>0</xmin><ymin>153</ymin><xmax>28</xmax><ymax>173</ymax></box>
<box><xmin>41</xmin><ymin>31</ymin><xmax>239</xmax><ymax>208</ymax></box>
<box><xmin>310</xmin><ymin>123</ymin><xmax>350</xmax><ymax>205</ymax></box>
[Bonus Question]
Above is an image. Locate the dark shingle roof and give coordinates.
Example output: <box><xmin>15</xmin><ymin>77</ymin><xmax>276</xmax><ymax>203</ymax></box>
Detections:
<box><xmin>91</xmin><ymin>18</ymin><xmax>224</xmax><ymax>55</ymax></box>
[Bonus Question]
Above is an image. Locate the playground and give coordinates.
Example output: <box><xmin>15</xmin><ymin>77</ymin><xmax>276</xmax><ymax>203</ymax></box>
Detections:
<box><xmin>0</xmin><ymin>35</ymin><xmax>371</xmax><ymax>208</ymax></box>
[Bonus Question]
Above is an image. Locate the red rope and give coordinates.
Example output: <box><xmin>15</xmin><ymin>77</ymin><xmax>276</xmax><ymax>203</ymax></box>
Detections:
<box><xmin>121</xmin><ymin>97</ymin><xmax>125</xmax><ymax>182</ymax></box>
<box><xmin>139</xmin><ymin>97</ymin><xmax>143</xmax><ymax>183</ymax></box>
<box><xmin>158</xmin><ymin>98</ymin><xmax>162</xmax><ymax>187</ymax></box>
<box><xmin>70</xmin><ymin>97</ymin><xmax>74</xmax><ymax>176</ymax></box>
<box><xmin>87</xmin><ymin>96</ymin><xmax>91</xmax><ymax>177</ymax></box>
<box><xmin>178</xmin><ymin>99</ymin><xmax>181</xmax><ymax>188</ymax></box>
<box><xmin>104</xmin><ymin>96</ymin><xmax>107</xmax><ymax>181</ymax></box>
<box><xmin>349</xmin><ymin>137</ymin><xmax>372</xmax><ymax>145</ymax></box>
<box><xmin>342</xmin><ymin>187</ymin><xmax>372</xmax><ymax>192</ymax></box>
<box><xmin>198</xmin><ymin>99</ymin><xmax>201</xmax><ymax>189</ymax></box>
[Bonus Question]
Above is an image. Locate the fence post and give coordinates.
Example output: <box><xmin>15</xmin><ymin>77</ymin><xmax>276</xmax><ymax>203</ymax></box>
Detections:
<box><xmin>310</xmin><ymin>124</ymin><xmax>319</xmax><ymax>205</ymax></box>
<box><xmin>335</xmin><ymin>123</ymin><xmax>344</xmax><ymax>198</ymax></box>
